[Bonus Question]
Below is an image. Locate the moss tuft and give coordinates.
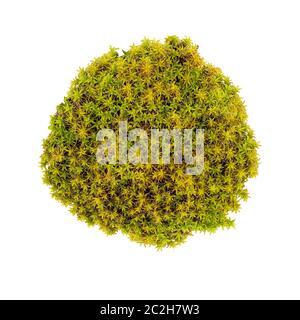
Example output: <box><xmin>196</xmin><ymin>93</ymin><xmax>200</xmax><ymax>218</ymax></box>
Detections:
<box><xmin>41</xmin><ymin>36</ymin><xmax>259</xmax><ymax>248</ymax></box>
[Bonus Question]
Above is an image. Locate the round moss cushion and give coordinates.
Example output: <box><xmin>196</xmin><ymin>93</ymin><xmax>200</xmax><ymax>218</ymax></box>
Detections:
<box><xmin>41</xmin><ymin>36</ymin><xmax>259</xmax><ymax>248</ymax></box>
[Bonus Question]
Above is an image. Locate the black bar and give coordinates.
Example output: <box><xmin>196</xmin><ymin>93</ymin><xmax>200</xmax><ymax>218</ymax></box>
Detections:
<box><xmin>0</xmin><ymin>300</ymin><xmax>298</xmax><ymax>318</ymax></box>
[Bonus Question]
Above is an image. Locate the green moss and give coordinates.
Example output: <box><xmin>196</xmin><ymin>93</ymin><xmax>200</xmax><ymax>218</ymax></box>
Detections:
<box><xmin>40</xmin><ymin>36</ymin><xmax>259</xmax><ymax>248</ymax></box>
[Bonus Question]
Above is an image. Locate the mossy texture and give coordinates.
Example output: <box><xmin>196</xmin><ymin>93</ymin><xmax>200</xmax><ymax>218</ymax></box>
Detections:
<box><xmin>41</xmin><ymin>36</ymin><xmax>259</xmax><ymax>248</ymax></box>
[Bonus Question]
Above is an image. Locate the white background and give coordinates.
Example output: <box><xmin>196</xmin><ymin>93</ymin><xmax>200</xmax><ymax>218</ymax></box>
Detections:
<box><xmin>0</xmin><ymin>0</ymin><xmax>299</xmax><ymax>300</ymax></box>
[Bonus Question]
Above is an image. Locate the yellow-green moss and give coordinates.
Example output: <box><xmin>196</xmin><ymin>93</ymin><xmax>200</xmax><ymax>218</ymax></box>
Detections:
<box><xmin>40</xmin><ymin>36</ymin><xmax>259</xmax><ymax>248</ymax></box>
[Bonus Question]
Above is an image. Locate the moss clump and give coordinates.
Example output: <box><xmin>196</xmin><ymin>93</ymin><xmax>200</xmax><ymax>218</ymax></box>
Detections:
<box><xmin>41</xmin><ymin>36</ymin><xmax>259</xmax><ymax>248</ymax></box>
